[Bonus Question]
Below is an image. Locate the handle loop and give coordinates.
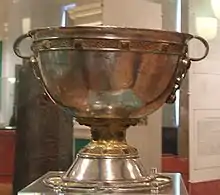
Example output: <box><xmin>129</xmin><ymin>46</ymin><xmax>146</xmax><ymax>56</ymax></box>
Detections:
<box><xmin>187</xmin><ymin>35</ymin><xmax>209</xmax><ymax>62</ymax></box>
<box><xmin>13</xmin><ymin>33</ymin><xmax>32</xmax><ymax>60</ymax></box>
<box><xmin>13</xmin><ymin>34</ymin><xmax>57</xmax><ymax>105</ymax></box>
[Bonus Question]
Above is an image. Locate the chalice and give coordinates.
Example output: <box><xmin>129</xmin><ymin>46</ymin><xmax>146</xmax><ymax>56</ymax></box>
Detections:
<box><xmin>14</xmin><ymin>26</ymin><xmax>209</xmax><ymax>193</ymax></box>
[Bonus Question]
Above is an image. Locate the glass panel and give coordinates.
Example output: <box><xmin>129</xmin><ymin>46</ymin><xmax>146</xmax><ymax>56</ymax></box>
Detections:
<box><xmin>0</xmin><ymin>77</ymin><xmax>16</xmax><ymax>128</ymax></box>
<box><xmin>188</xmin><ymin>0</ymin><xmax>220</xmax><ymax>181</ymax></box>
<box><xmin>161</xmin><ymin>0</ymin><xmax>181</xmax><ymax>128</ymax></box>
<box><xmin>0</xmin><ymin>0</ymin><xmax>76</xmax><ymax>127</ymax></box>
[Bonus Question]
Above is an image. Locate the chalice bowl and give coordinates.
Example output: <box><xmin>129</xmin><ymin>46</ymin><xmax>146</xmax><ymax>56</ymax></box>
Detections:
<box><xmin>14</xmin><ymin>26</ymin><xmax>209</xmax><ymax>193</ymax></box>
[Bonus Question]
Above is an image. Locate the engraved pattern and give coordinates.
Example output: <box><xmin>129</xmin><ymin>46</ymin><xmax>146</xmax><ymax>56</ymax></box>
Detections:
<box><xmin>83</xmin><ymin>39</ymin><xmax>119</xmax><ymax>49</ymax></box>
<box><xmin>32</xmin><ymin>38</ymin><xmax>184</xmax><ymax>55</ymax></box>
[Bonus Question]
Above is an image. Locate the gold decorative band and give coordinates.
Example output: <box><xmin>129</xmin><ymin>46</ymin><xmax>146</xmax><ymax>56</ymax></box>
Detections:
<box><xmin>32</xmin><ymin>38</ymin><xmax>185</xmax><ymax>55</ymax></box>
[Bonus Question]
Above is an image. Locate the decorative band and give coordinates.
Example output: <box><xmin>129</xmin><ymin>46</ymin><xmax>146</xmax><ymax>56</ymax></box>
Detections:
<box><xmin>32</xmin><ymin>38</ymin><xmax>185</xmax><ymax>55</ymax></box>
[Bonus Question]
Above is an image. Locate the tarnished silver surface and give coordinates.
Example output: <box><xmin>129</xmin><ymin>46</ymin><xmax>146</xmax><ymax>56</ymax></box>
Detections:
<box><xmin>13</xmin><ymin>26</ymin><xmax>208</xmax><ymax>193</ymax></box>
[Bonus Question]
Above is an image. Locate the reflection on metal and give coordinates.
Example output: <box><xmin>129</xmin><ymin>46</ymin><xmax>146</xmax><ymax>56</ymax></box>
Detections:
<box><xmin>14</xmin><ymin>26</ymin><xmax>208</xmax><ymax>193</ymax></box>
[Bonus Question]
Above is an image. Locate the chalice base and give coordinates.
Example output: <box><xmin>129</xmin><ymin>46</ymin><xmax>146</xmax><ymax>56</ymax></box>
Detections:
<box><xmin>43</xmin><ymin>154</ymin><xmax>171</xmax><ymax>193</ymax></box>
<box><xmin>18</xmin><ymin>172</ymin><xmax>188</xmax><ymax>195</ymax></box>
<box><xmin>42</xmin><ymin>118</ymin><xmax>173</xmax><ymax>193</ymax></box>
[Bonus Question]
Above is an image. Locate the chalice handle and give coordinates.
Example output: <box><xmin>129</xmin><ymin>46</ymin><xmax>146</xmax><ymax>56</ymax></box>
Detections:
<box><xmin>187</xmin><ymin>35</ymin><xmax>209</xmax><ymax>62</ymax></box>
<box><xmin>13</xmin><ymin>33</ymin><xmax>57</xmax><ymax>105</ymax></box>
<box><xmin>166</xmin><ymin>35</ymin><xmax>209</xmax><ymax>104</ymax></box>
<box><xmin>13</xmin><ymin>33</ymin><xmax>33</xmax><ymax>60</ymax></box>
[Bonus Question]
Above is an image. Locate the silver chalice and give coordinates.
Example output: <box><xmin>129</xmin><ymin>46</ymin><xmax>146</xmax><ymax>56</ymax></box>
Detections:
<box><xmin>14</xmin><ymin>26</ymin><xmax>209</xmax><ymax>193</ymax></box>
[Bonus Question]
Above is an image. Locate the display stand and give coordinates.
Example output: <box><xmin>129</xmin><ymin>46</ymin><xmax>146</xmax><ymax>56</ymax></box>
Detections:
<box><xmin>18</xmin><ymin>172</ymin><xmax>188</xmax><ymax>195</ymax></box>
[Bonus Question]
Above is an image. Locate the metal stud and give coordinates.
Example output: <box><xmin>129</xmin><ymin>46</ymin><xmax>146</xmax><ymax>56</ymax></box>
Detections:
<box><xmin>119</xmin><ymin>40</ymin><xmax>131</xmax><ymax>50</ymax></box>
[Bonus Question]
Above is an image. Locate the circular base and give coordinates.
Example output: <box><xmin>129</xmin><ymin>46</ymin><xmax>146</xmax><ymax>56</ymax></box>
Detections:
<box><xmin>43</xmin><ymin>173</ymin><xmax>171</xmax><ymax>193</ymax></box>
